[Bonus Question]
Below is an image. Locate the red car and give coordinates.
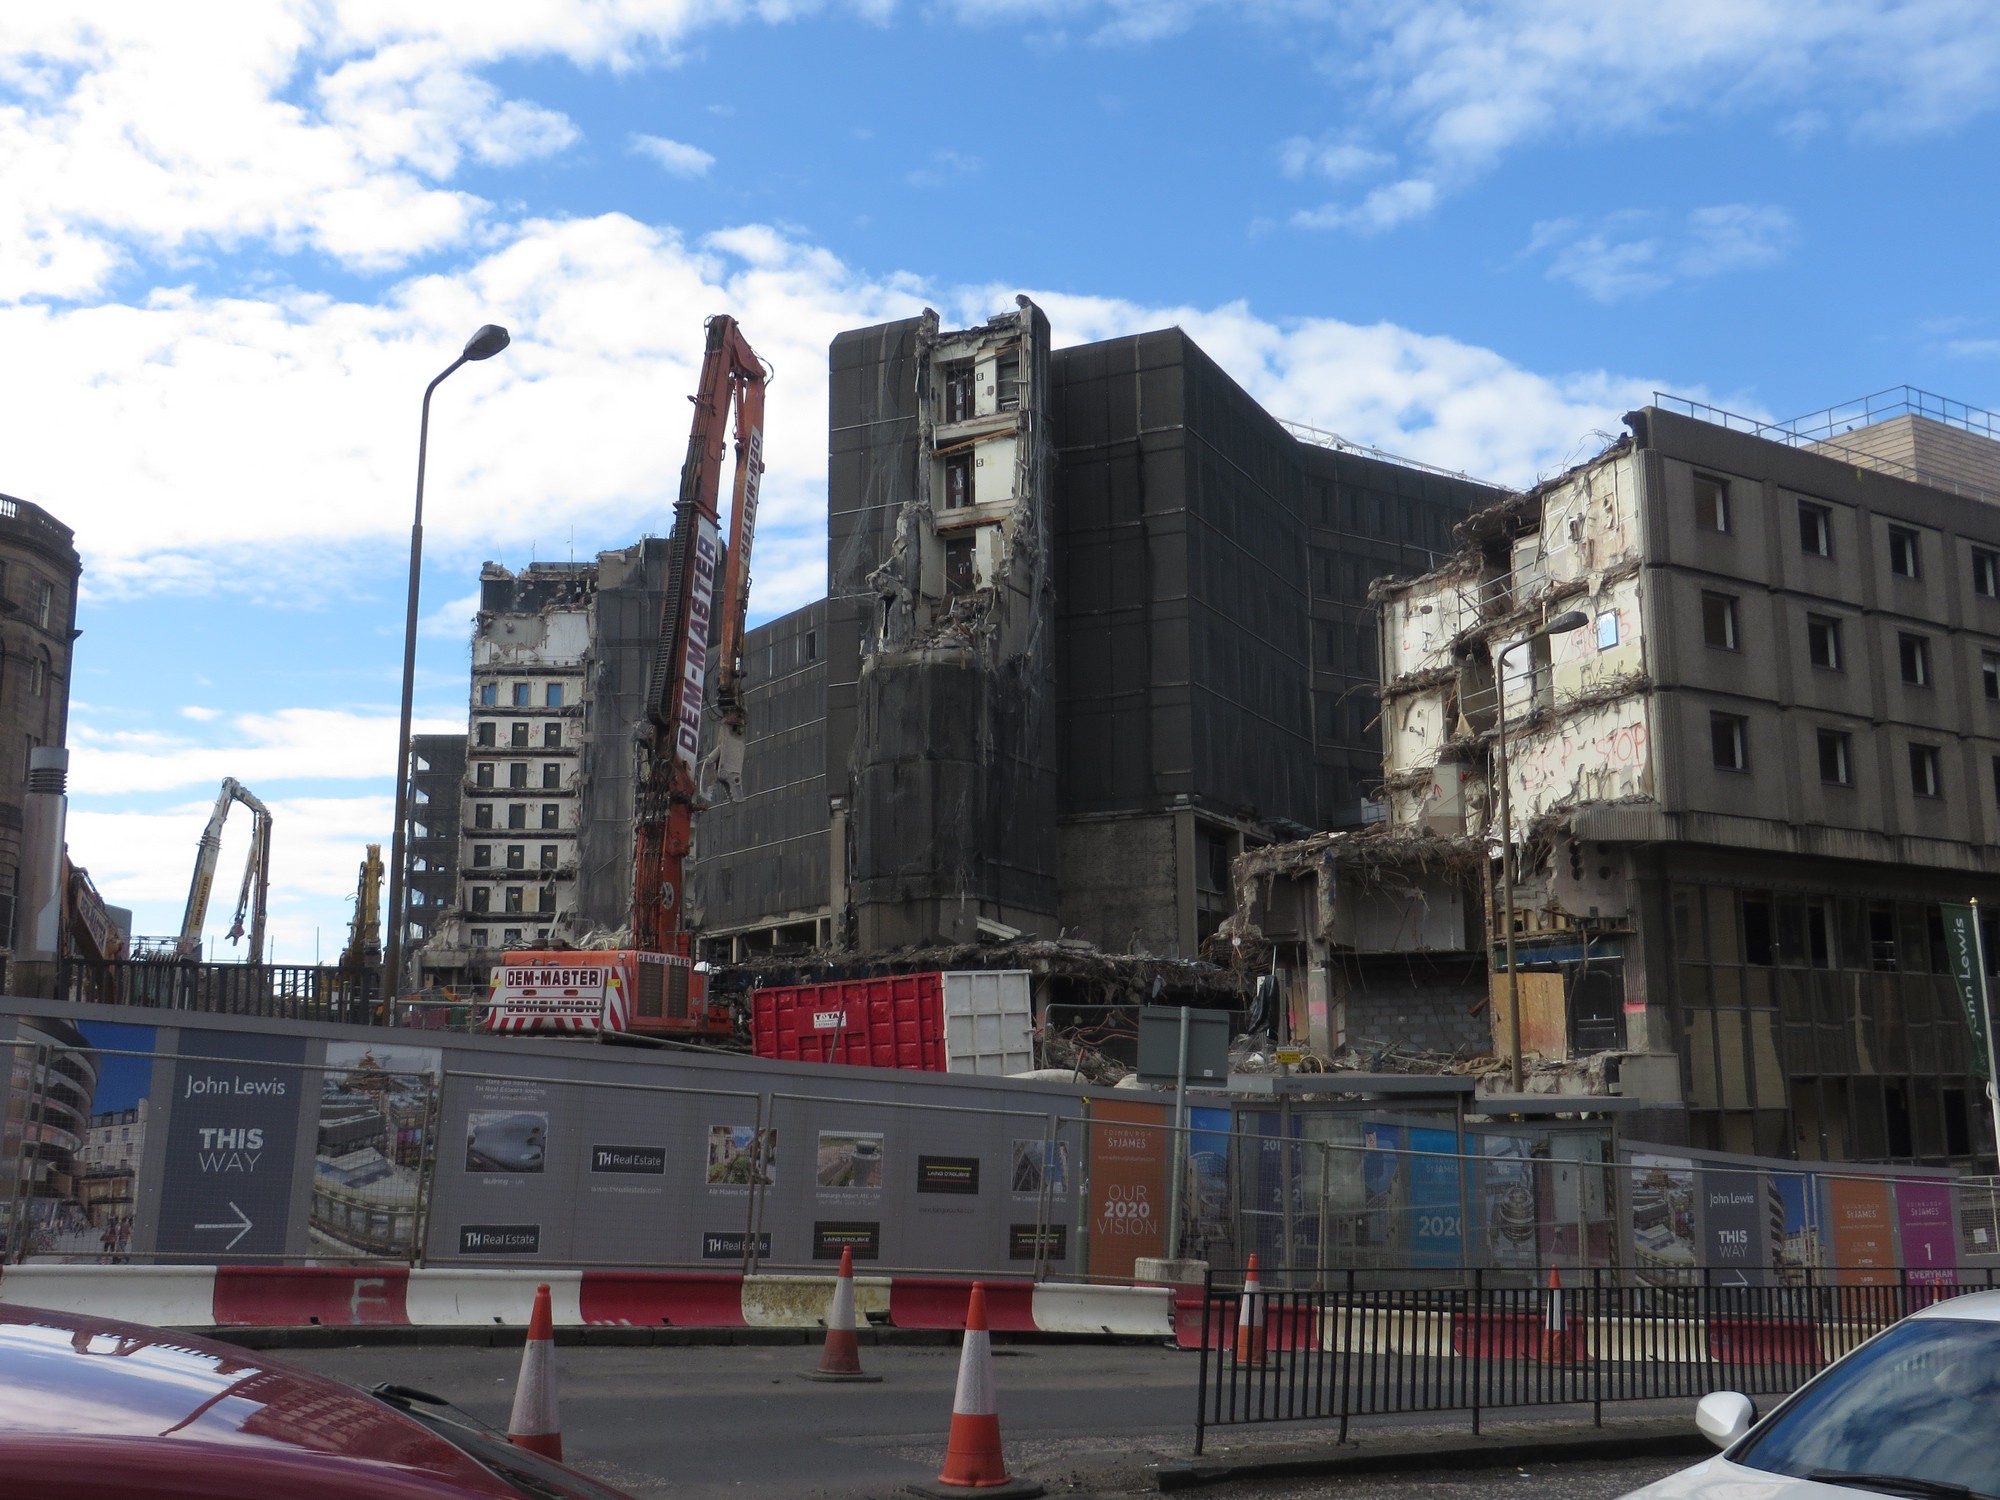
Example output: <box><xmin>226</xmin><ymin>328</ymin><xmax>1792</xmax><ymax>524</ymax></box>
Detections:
<box><xmin>0</xmin><ymin>1303</ymin><xmax>636</xmax><ymax>1499</ymax></box>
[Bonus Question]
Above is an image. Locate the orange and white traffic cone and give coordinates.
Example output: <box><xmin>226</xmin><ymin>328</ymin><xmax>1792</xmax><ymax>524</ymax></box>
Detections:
<box><xmin>802</xmin><ymin>1246</ymin><xmax>882</xmax><ymax>1382</ymax></box>
<box><xmin>1541</xmin><ymin>1266</ymin><xmax>1574</xmax><ymax>1365</ymax></box>
<box><xmin>1234</xmin><ymin>1254</ymin><xmax>1267</xmax><ymax>1365</ymax></box>
<box><xmin>507</xmin><ymin>1282</ymin><xmax>563</xmax><ymax>1461</ymax></box>
<box><xmin>912</xmin><ymin>1283</ymin><xmax>1043</xmax><ymax>1499</ymax></box>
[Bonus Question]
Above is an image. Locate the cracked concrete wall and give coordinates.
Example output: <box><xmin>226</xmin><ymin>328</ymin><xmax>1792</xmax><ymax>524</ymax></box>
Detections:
<box><xmin>836</xmin><ymin>300</ymin><xmax>1061</xmax><ymax>950</ymax></box>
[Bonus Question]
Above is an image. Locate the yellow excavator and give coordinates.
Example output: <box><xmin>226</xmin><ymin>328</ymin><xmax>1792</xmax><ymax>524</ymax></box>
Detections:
<box><xmin>338</xmin><ymin>844</ymin><xmax>383</xmax><ymax>978</ymax></box>
<box><xmin>175</xmin><ymin>778</ymin><xmax>272</xmax><ymax>962</ymax></box>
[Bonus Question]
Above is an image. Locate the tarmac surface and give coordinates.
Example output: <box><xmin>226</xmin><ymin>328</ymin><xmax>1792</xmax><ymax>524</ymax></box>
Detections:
<box><xmin>276</xmin><ymin>1339</ymin><xmax>1709</xmax><ymax>1500</ymax></box>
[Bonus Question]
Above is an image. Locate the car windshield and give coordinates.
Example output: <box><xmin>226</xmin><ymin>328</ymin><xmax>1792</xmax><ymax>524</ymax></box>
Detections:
<box><xmin>386</xmin><ymin>1396</ymin><xmax>635</xmax><ymax>1500</ymax></box>
<box><xmin>1734</xmin><ymin>1316</ymin><xmax>2000</xmax><ymax>1498</ymax></box>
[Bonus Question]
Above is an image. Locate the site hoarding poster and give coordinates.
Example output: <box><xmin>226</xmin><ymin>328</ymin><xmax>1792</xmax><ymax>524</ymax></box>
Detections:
<box><xmin>1824</xmin><ymin>1175</ymin><xmax>1896</xmax><ymax>1285</ymax></box>
<box><xmin>1360</xmin><ymin>1122</ymin><xmax>1401</xmax><ymax>1253</ymax></box>
<box><xmin>449</xmin><ymin>1072</ymin><xmax>569</xmax><ymax>1262</ymax></box>
<box><xmin>1186</xmin><ymin>1107</ymin><xmax>1233</xmax><ymax>1264</ymax></box>
<box><xmin>1772</xmin><ymin>1171</ymin><xmax>1820</xmax><ymax>1281</ymax></box>
<box><xmin>156</xmin><ymin>1031</ymin><xmax>306</xmax><ymax>1260</ymax></box>
<box><xmin>1895</xmin><ymin>1178</ymin><xmax>1959</xmax><ymax>1287</ymax></box>
<box><xmin>1405</xmin><ymin>1127</ymin><xmax>1465</xmax><ymax>1268</ymax></box>
<box><xmin>22</xmin><ymin>1019</ymin><xmax>158</xmax><ymax>1261</ymax></box>
<box><xmin>1086</xmin><ymin>1098</ymin><xmax>1166</xmax><ymax>1279</ymax></box>
<box><xmin>1627</xmin><ymin>1152</ymin><xmax>1697</xmax><ymax>1278</ymax></box>
<box><xmin>1249</xmin><ymin>1112</ymin><xmax>1315</xmax><ymax>1268</ymax></box>
<box><xmin>1701</xmin><ymin>1168</ymin><xmax>1765</xmax><ymax>1282</ymax></box>
<box><xmin>1479</xmin><ymin>1134</ymin><xmax>1538</xmax><ymax>1269</ymax></box>
<box><xmin>313</xmin><ymin>1042</ymin><xmax>439</xmax><ymax>1261</ymax></box>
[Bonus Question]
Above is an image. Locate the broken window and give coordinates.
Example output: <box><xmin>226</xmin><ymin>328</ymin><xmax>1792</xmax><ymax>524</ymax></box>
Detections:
<box><xmin>506</xmin><ymin>845</ymin><xmax>525</xmax><ymax>869</ymax></box>
<box><xmin>539</xmin><ymin>886</ymin><xmax>556</xmax><ymax>913</ymax></box>
<box><xmin>543</xmin><ymin>723</ymin><xmax>560</xmax><ymax>748</ymax></box>
<box><xmin>1806</xmin><ymin>614</ymin><xmax>1842</xmax><ymax>670</ymax></box>
<box><xmin>943</xmin><ymin>451</ymin><xmax>974</xmax><ymax>510</ymax></box>
<box><xmin>477</xmin><ymin>722</ymin><xmax>496</xmax><ymax>747</ymax></box>
<box><xmin>545</xmin><ymin>683</ymin><xmax>563</xmax><ymax>707</ymax></box>
<box><xmin>1985</xmin><ymin>650</ymin><xmax>2000</xmax><ymax>701</ymax></box>
<box><xmin>1701</xmin><ymin>592</ymin><xmax>1739</xmax><ymax>650</ymax></box>
<box><xmin>479</xmin><ymin>683</ymin><xmax>497</xmax><ymax>706</ymax></box>
<box><xmin>995</xmin><ymin>350</ymin><xmax>1021</xmax><ymax>412</ymax></box>
<box><xmin>944</xmin><ymin>535</ymin><xmax>976</xmax><ymax>595</ymax></box>
<box><xmin>1889</xmin><ymin>525</ymin><xmax>1921</xmax><ymax>578</ymax></box>
<box><xmin>471</xmin><ymin>887</ymin><xmax>490</xmax><ymax>913</ymax></box>
<box><xmin>474</xmin><ymin>804</ymin><xmax>493</xmax><ymax>830</ymax></box>
<box><xmin>470</xmin><ymin>929</ymin><xmax>489</xmax><ymax>948</ymax></box>
<box><xmin>540</xmin><ymin>844</ymin><xmax>557</xmax><ymax>870</ymax></box>
<box><xmin>476</xmin><ymin>763</ymin><xmax>494</xmax><ymax>788</ymax></box>
<box><xmin>505</xmin><ymin>887</ymin><xmax>524</xmax><ymax>914</ymax></box>
<box><xmin>942</xmin><ymin>361</ymin><xmax>975</xmax><ymax>424</ymax></box>
<box><xmin>1899</xmin><ymin>632</ymin><xmax>1932</xmax><ymax>686</ymax></box>
<box><xmin>1798</xmin><ymin>501</ymin><xmax>1832</xmax><ymax>557</ymax></box>
<box><xmin>1818</xmin><ymin>730</ymin><xmax>1852</xmax><ymax>786</ymax></box>
<box><xmin>542</xmin><ymin>763</ymin><xmax>560</xmax><ymax>789</ymax></box>
<box><xmin>1976</xmin><ymin>548</ymin><xmax>2000</xmax><ymax>598</ymax></box>
<box><xmin>472</xmin><ymin>845</ymin><xmax>491</xmax><ymax>867</ymax></box>
<box><xmin>541</xmin><ymin>803</ymin><xmax>560</xmax><ymax>829</ymax></box>
<box><xmin>511</xmin><ymin>722</ymin><xmax>529</xmax><ymax>747</ymax></box>
<box><xmin>508</xmin><ymin>804</ymin><xmax>526</xmax><ymax>829</ymax></box>
<box><xmin>1711</xmin><ymin>712</ymin><xmax>1748</xmax><ymax>771</ymax></box>
<box><xmin>509</xmin><ymin>762</ymin><xmax>527</xmax><ymax>789</ymax></box>
<box><xmin>1693</xmin><ymin>473</ymin><xmax>1730</xmax><ymax>532</ymax></box>
<box><xmin>1910</xmin><ymin>742</ymin><xmax>1942</xmax><ymax>798</ymax></box>
<box><xmin>1596</xmin><ymin>612</ymin><xmax>1619</xmax><ymax>649</ymax></box>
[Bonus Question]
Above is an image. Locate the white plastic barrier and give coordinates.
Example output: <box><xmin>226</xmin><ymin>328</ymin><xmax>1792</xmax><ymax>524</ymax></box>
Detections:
<box><xmin>0</xmin><ymin>1265</ymin><xmax>218</xmax><ymax>1327</ymax></box>
<box><xmin>1031</xmin><ymin>1283</ymin><xmax>1173</xmax><ymax>1337</ymax></box>
<box><xmin>405</xmin><ymin>1269</ymin><xmax>584</xmax><ymax>1327</ymax></box>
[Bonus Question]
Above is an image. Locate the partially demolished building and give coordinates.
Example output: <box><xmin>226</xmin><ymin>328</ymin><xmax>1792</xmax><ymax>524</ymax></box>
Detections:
<box><xmin>689</xmin><ymin>302</ymin><xmax>1509</xmax><ymax>963</ymax></box>
<box><xmin>1233</xmin><ymin>392</ymin><xmax>2000</xmax><ymax>1167</ymax></box>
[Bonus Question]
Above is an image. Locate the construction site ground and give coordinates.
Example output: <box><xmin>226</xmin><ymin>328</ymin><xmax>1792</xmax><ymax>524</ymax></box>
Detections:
<box><xmin>277</xmin><ymin>1339</ymin><xmax>1708</xmax><ymax>1500</ymax></box>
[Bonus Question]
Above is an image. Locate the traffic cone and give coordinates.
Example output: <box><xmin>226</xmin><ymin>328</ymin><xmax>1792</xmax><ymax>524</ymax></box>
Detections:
<box><xmin>1234</xmin><ymin>1254</ymin><xmax>1267</xmax><ymax>1365</ymax></box>
<box><xmin>1541</xmin><ymin>1266</ymin><xmax>1575</xmax><ymax>1365</ymax></box>
<box><xmin>507</xmin><ymin>1283</ymin><xmax>562</xmax><ymax>1461</ymax></box>
<box><xmin>914</xmin><ymin>1283</ymin><xmax>1042</xmax><ymax>1499</ymax></box>
<box><xmin>801</xmin><ymin>1246</ymin><xmax>882</xmax><ymax>1382</ymax></box>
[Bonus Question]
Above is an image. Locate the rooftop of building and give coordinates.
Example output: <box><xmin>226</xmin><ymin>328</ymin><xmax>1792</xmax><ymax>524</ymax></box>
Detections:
<box><xmin>0</xmin><ymin>492</ymin><xmax>79</xmax><ymax>563</ymax></box>
<box><xmin>1657</xmin><ymin>384</ymin><xmax>2000</xmax><ymax>507</ymax></box>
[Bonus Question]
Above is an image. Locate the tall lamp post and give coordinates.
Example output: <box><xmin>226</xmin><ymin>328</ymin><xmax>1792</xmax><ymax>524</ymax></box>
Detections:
<box><xmin>1494</xmin><ymin>608</ymin><xmax>1591</xmax><ymax>1091</ymax></box>
<box><xmin>383</xmin><ymin>324</ymin><xmax>511</xmax><ymax>1008</ymax></box>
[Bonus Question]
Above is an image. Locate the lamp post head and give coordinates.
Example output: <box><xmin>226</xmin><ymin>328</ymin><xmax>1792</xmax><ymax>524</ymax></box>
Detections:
<box><xmin>1539</xmin><ymin>609</ymin><xmax>1590</xmax><ymax>637</ymax></box>
<box><xmin>462</xmin><ymin>324</ymin><xmax>511</xmax><ymax>361</ymax></box>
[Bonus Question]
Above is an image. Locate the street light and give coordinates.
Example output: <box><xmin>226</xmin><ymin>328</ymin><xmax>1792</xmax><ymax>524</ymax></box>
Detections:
<box><xmin>383</xmin><ymin>324</ymin><xmax>510</xmax><ymax>1008</ymax></box>
<box><xmin>1494</xmin><ymin>607</ymin><xmax>1590</xmax><ymax>1092</ymax></box>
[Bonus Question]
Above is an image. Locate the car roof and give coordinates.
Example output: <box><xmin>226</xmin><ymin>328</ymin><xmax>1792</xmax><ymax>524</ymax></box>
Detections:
<box><xmin>1912</xmin><ymin>1288</ymin><xmax>2000</xmax><ymax>1323</ymax></box>
<box><xmin>0</xmin><ymin>1303</ymin><xmax>516</xmax><ymax>1497</ymax></box>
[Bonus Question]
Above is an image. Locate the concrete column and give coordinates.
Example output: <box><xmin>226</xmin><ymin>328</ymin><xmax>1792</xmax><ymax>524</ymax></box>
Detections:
<box><xmin>1172</xmin><ymin>804</ymin><xmax>1197</xmax><ymax>959</ymax></box>
<box><xmin>14</xmin><ymin>747</ymin><xmax>68</xmax><ymax>997</ymax></box>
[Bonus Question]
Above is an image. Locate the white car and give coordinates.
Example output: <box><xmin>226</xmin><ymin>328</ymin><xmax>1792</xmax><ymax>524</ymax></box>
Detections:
<box><xmin>1622</xmin><ymin>1288</ymin><xmax>2000</xmax><ymax>1499</ymax></box>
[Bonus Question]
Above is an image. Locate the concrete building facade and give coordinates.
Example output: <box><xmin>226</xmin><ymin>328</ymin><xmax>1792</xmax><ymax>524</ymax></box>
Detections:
<box><xmin>1231</xmin><ymin>390</ymin><xmax>2000</xmax><ymax>1169</ymax></box>
<box><xmin>0</xmin><ymin>496</ymin><xmax>79</xmax><ymax>955</ymax></box>
<box><xmin>690</xmin><ymin>307</ymin><xmax>1506</xmax><ymax>963</ymax></box>
<box><xmin>411</xmin><ymin>542</ymin><xmax>671</xmax><ymax>992</ymax></box>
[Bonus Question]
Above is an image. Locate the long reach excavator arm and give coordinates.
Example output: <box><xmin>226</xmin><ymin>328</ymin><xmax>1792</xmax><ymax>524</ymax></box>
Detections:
<box><xmin>177</xmin><ymin>778</ymin><xmax>272</xmax><ymax>962</ymax></box>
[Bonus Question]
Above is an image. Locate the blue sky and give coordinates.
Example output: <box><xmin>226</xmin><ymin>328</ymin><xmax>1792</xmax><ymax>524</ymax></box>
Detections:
<box><xmin>5</xmin><ymin>2</ymin><xmax>1999</xmax><ymax>960</ymax></box>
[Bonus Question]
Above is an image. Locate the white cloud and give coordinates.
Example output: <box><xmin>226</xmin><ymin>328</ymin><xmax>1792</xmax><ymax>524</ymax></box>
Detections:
<box><xmin>630</xmin><ymin>133</ymin><xmax>716</xmax><ymax>177</ymax></box>
<box><xmin>1292</xmin><ymin>178</ymin><xmax>1440</xmax><ymax>234</ymax></box>
<box><xmin>422</xmin><ymin>590</ymin><xmax>483</xmax><ymax>640</ymax></box>
<box><xmin>906</xmin><ymin>149</ymin><xmax>982</xmax><ymax>188</ymax></box>
<box><xmin>1527</xmin><ymin>202</ymin><xmax>1795</xmax><ymax>302</ymax></box>
<box><xmin>1279</xmin><ymin>135</ymin><xmax>1393</xmax><ymax>182</ymax></box>
<box><xmin>69</xmin><ymin>706</ymin><xmax>461</xmax><ymax>795</ymax></box>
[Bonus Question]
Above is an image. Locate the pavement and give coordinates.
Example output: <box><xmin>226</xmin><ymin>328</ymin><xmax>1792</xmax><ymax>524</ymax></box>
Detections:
<box><xmin>273</xmin><ymin>1339</ymin><xmax>1714</xmax><ymax>1500</ymax></box>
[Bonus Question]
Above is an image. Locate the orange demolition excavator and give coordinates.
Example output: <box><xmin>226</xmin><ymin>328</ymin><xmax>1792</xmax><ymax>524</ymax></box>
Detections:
<box><xmin>484</xmin><ymin>316</ymin><xmax>766</xmax><ymax>1039</ymax></box>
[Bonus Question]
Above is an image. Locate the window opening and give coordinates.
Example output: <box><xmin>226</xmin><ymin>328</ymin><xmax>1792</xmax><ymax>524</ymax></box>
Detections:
<box><xmin>1711</xmin><ymin>712</ymin><xmax>1748</xmax><ymax>771</ymax></box>
<box><xmin>1701</xmin><ymin>592</ymin><xmax>1739</xmax><ymax>650</ymax></box>
<box><xmin>1818</xmin><ymin>730</ymin><xmax>1852</xmax><ymax>786</ymax></box>
<box><xmin>1693</xmin><ymin>474</ymin><xmax>1730</xmax><ymax>532</ymax></box>
<box><xmin>1798</xmin><ymin>502</ymin><xmax>1832</xmax><ymax>557</ymax></box>
<box><xmin>1889</xmin><ymin>525</ymin><xmax>1922</xmax><ymax>578</ymax></box>
<box><xmin>1806</xmin><ymin>615</ymin><xmax>1842</xmax><ymax>670</ymax></box>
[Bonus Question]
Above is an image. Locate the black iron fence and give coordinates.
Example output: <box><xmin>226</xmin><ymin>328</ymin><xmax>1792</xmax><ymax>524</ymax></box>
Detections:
<box><xmin>1193</xmin><ymin>1265</ymin><xmax>2000</xmax><ymax>1454</ymax></box>
<box><xmin>58</xmin><ymin>958</ymin><xmax>384</xmax><ymax>1025</ymax></box>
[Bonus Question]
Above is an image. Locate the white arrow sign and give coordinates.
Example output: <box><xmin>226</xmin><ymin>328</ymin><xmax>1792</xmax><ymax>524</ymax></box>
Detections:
<box><xmin>194</xmin><ymin>1201</ymin><xmax>253</xmax><ymax>1250</ymax></box>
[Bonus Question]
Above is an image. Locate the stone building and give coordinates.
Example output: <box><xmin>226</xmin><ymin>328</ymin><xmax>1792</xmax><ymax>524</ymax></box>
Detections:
<box><xmin>0</xmin><ymin>495</ymin><xmax>79</xmax><ymax>953</ymax></box>
<box><xmin>1231</xmin><ymin>389</ymin><xmax>2000</xmax><ymax>1168</ymax></box>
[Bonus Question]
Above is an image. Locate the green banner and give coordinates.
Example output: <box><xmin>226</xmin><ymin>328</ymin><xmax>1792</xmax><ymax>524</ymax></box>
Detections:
<box><xmin>1940</xmin><ymin>903</ymin><xmax>1993</xmax><ymax>1081</ymax></box>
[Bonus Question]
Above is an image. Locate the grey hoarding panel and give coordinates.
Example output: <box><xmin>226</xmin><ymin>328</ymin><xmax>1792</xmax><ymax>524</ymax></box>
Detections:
<box><xmin>155</xmin><ymin>1031</ymin><xmax>306</xmax><ymax>1259</ymax></box>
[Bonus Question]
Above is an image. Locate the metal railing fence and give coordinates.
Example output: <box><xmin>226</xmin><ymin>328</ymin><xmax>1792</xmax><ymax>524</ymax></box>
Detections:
<box><xmin>1193</xmin><ymin>1264</ymin><xmax>2000</xmax><ymax>1454</ymax></box>
<box><xmin>57</xmin><ymin>958</ymin><xmax>384</xmax><ymax>1025</ymax></box>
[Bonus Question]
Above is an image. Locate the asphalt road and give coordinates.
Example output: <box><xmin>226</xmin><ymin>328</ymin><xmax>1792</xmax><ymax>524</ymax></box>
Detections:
<box><xmin>277</xmin><ymin>1341</ymin><xmax>1705</xmax><ymax>1500</ymax></box>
